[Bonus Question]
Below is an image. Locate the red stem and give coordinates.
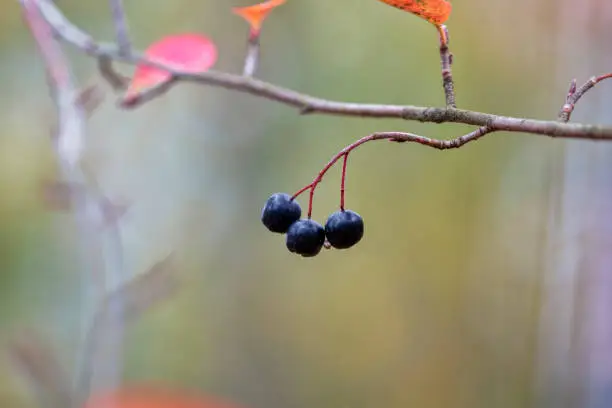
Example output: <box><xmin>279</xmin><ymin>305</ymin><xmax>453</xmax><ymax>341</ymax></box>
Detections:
<box><xmin>290</xmin><ymin>127</ymin><xmax>495</xmax><ymax>217</ymax></box>
<box><xmin>340</xmin><ymin>153</ymin><xmax>349</xmax><ymax>211</ymax></box>
<box><xmin>292</xmin><ymin>135</ymin><xmax>380</xmax><ymax>217</ymax></box>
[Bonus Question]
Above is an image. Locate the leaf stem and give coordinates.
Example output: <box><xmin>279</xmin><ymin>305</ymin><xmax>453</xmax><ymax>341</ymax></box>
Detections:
<box><xmin>437</xmin><ymin>24</ymin><xmax>456</xmax><ymax>109</ymax></box>
<box><xmin>243</xmin><ymin>30</ymin><xmax>261</xmax><ymax>77</ymax></box>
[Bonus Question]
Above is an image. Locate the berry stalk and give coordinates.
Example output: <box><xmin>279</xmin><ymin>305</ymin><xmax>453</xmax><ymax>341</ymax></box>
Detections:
<box><xmin>291</xmin><ymin>133</ymin><xmax>405</xmax><ymax>217</ymax></box>
<box><xmin>340</xmin><ymin>153</ymin><xmax>349</xmax><ymax>211</ymax></box>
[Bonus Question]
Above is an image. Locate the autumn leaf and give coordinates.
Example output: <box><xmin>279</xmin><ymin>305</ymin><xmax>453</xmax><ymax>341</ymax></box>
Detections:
<box><xmin>122</xmin><ymin>34</ymin><xmax>217</xmax><ymax>105</ymax></box>
<box><xmin>84</xmin><ymin>386</ymin><xmax>245</xmax><ymax>408</ymax></box>
<box><xmin>233</xmin><ymin>0</ymin><xmax>286</xmax><ymax>35</ymax></box>
<box><xmin>378</xmin><ymin>0</ymin><xmax>451</xmax><ymax>25</ymax></box>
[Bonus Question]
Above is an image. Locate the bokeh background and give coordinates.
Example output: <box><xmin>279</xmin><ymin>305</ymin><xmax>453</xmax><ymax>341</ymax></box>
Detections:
<box><xmin>1</xmin><ymin>0</ymin><xmax>612</xmax><ymax>407</ymax></box>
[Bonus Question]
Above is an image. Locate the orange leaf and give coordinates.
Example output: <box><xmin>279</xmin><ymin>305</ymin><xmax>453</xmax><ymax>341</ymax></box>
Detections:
<box><xmin>378</xmin><ymin>0</ymin><xmax>451</xmax><ymax>25</ymax></box>
<box><xmin>84</xmin><ymin>386</ymin><xmax>244</xmax><ymax>408</ymax></box>
<box><xmin>232</xmin><ymin>0</ymin><xmax>286</xmax><ymax>34</ymax></box>
<box><xmin>123</xmin><ymin>34</ymin><xmax>217</xmax><ymax>104</ymax></box>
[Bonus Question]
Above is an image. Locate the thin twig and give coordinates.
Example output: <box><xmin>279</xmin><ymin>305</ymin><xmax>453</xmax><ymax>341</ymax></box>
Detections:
<box><xmin>32</xmin><ymin>0</ymin><xmax>612</xmax><ymax>142</ymax></box>
<box><xmin>73</xmin><ymin>171</ymin><xmax>127</xmax><ymax>406</ymax></box>
<box><xmin>105</xmin><ymin>0</ymin><xmax>131</xmax><ymax>93</ymax></box>
<box><xmin>7</xmin><ymin>255</ymin><xmax>176</xmax><ymax>408</ymax></box>
<box><xmin>558</xmin><ymin>73</ymin><xmax>612</xmax><ymax>122</ymax></box>
<box><xmin>78</xmin><ymin>255</ymin><xmax>178</xmax><ymax>399</ymax></box>
<box><xmin>36</xmin><ymin>0</ymin><xmax>128</xmax><ymax>90</ymax></box>
<box><xmin>98</xmin><ymin>56</ymin><xmax>129</xmax><ymax>90</ymax></box>
<box><xmin>291</xmin><ymin>127</ymin><xmax>495</xmax><ymax>216</ymax></box>
<box><xmin>109</xmin><ymin>0</ymin><xmax>131</xmax><ymax>55</ymax></box>
<box><xmin>22</xmin><ymin>0</ymin><xmax>84</xmax><ymax>168</ymax></box>
<box><xmin>436</xmin><ymin>24</ymin><xmax>456</xmax><ymax>108</ymax></box>
<box><xmin>20</xmin><ymin>0</ymin><xmax>127</xmax><ymax>405</ymax></box>
<box><xmin>118</xmin><ymin>76</ymin><xmax>178</xmax><ymax>108</ymax></box>
<box><xmin>243</xmin><ymin>33</ymin><xmax>260</xmax><ymax>77</ymax></box>
<box><xmin>7</xmin><ymin>332</ymin><xmax>73</xmax><ymax>408</ymax></box>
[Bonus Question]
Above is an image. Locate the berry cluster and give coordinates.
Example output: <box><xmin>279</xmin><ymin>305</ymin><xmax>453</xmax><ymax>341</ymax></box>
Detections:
<box><xmin>261</xmin><ymin>193</ymin><xmax>363</xmax><ymax>257</ymax></box>
<box><xmin>260</xmin><ymin>134</ymin><xmax>403</xmax><ymax>257</ymax></box>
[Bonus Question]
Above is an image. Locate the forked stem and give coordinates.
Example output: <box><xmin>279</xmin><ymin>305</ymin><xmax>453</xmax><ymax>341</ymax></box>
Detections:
<box><xmin>292</xmin><ymin>134</ymin><xmax>405</xmax><ymax>218</ymax></box>
<box><xmin>559</xmin><ymin>73</ymin><xmax>612</xmax><ymax>122</ymax></box>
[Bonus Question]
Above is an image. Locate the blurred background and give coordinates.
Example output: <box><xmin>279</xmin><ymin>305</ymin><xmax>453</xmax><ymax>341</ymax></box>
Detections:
<box><xmin>1</xmin><ymin>0</ymin><xmax>612</xmax><ymax>407</ymax></box>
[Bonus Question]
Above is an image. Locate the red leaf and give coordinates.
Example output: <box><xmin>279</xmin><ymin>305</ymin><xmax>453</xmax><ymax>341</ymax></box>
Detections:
<box><xmin>233</xmin><ymin>0</ymin><xmax>286</xmax><ymax>34</ymax></box>
<box><xmin>378</xmin><ymin>0</ymin><xmax>452</xmax><ymax>25</ymax></box>
<box><xmin>123</xmin><ymin>34</ymin><xmax>217</xmax><ymax>105</ymax></box>
<box><xmin>84</xmin><ymin>386</ymin><xmax>244</xmax><ymax>408</ymax></box>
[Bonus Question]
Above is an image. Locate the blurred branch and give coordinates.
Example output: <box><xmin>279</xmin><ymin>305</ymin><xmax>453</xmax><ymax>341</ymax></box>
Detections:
<box><xmin>20</xmin><ymin>0</ymin><xmax>127</xmax><ymax>404</ymax></box>
<box><xmin>7</xmin><ymin>333</ymin><xmax>72</xmax><ymax>408</ymax></box>
<box><xmin>104</xmin><ymin>0</ymin><xmax>131</xmax><ymax>89</ymax></box>
<box><xmin>242</xmin><ymin>34</ymin><xmax>260</xmax><ymax>77</ymax></box>
<box><xmin>21</xmin><ymin>0</ymin><xmax>84</xmax><ymax>168</ymax></box>
<box><xmin>78</xmin><ymin>255</ymin><xmax>179</xmax><ymax>399</ymax></box>
<box><xmin>558</xmin><ymin>73</ymin><xmax>612</xmax><ymax>123</ymax></box>
<box><xmin>98</xmin><ymin>56</ymin><xmax>129</xmax><ymax>90</ymax></box>
<box><xmin>35</xmin><ymin>0</ymin><xmax>128</xmax><ymax>90</ymax></box>
<box><xmin>108</xmin><ymin>0</ymin><xmax>132</xmax><ymax>55</ymax></box>
<box><xmin>32</xmin><ymin>0</ymin><xmax>612</xmax><ymax>141</ymax></box>
<box><xmin>118</xmin><ymin>77</ymin><xmax>177</xmax><ymax>108</ymax></box>
<box><xmin>7</xmin><ymin>256</ymin><xmax>177</xmax><ymax>408</ymax></box>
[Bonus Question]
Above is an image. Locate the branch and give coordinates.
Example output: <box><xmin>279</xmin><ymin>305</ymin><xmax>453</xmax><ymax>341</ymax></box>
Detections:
<box><xmin>34</xmin><ymin>0</ymin><xmax>128</xmax><ymax>90</ymax></box>
<box><xmin>20</xmin><ymin>0</ymin><xmax>127</xmax><ymax>404</ymax></box>
<box><xmin>98</xmin><ymin>56</ymin><xmax>129</xmax><ymax>90</ymax></box>
<box><xmin>7</xmin><ymin>255</ymin><xmax>176</xmax><ymax>408</ymax></box>
<box><xmin>7</xmin><ymin>332</ymin><xmax>72</xmax><ymax>408</ymax></box>
<box><xmin>286</xmin><ymin>127</ymin><xmax>495</xmax><ymax>221</ymax></box>
<box><xmin>22</xmin><ymin>0</ymin><xmax>84</xmax><ymax>168</ymax></box>
<box><xmin>559</xmin><ymin>73</ymin><xmax>612</xmax><ymax>122</ymax></box>
<box><xmin>78</xmin><ymin>255</ymin><xmax>179</xmax><ymax>399</ymax></box>
<box><xmin>105</xmin><ymin>0</ymin><xmax>132</xmax><ymax>90</ymax></box>
<box><xmin>33</xmin><ymin>0</ymin><xmax>612</xmax><ymax>142</ymax></box>
<box><xmin>109</xmin><ymin>0</ymin><xmax>131</xmax><ymax>55</ymax></box>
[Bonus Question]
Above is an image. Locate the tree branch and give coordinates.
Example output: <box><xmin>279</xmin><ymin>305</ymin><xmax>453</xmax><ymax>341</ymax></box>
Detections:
<box><xmin>7</xmin><ymin>255</ymin><xmax>177</xmax><ymax>408</ymax></box>
<box><xmin>32</xmin><ymin>0</ymin><xmax>612</xmax><ymax>142</ymax></box>
<box><xmin>22</xmin><ymin>0</ymin><xmax>84</xmax><ymax>168</ymax></box>
<box><xmin>78</xmin><ymin>255</ymin><xmax>178</xmax><ymax>400</ymax></box>
<box><xmin>108</xmin><ymin>0</ymin><xmax>131</xmax><ymax>55</ymax></box>
<box><xmin>290</xmin><ymin>127</ymin><xmax>495</xmax><ymax>217</ymax></box>
<box><xmin>8</xmin><ymin>332</ymin><xmax>72</xmax><ymax>408</ymax></box>
<box><xmin>98</xmin><ymin>55</ymin><xmax>129</xmax><ymax>90</ymax></box>
<box><xmin>20</xmin><ymin>0</ymin><xmax>127</xmax><ymax>404</ymax></box>
<box><xmin>559</xmin><ymin>73</ymin><xmax>612</xmax><ymax>123</ymax></box>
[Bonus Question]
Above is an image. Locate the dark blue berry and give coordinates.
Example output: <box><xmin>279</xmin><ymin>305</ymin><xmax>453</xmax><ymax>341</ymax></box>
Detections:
<box><xmin>261</xmin><ymin>193</ymin><xmax>301</xmax><ymax>233</ymax></box>
<box><xmin>324</xmin><ymin>210</ymin><xmax>364</xmax><ymax>249</ymax></box>
<box><xmin>286</xmin><ymin>219</ymin><xmax>325</xmax><ymax>257</ymax></box>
